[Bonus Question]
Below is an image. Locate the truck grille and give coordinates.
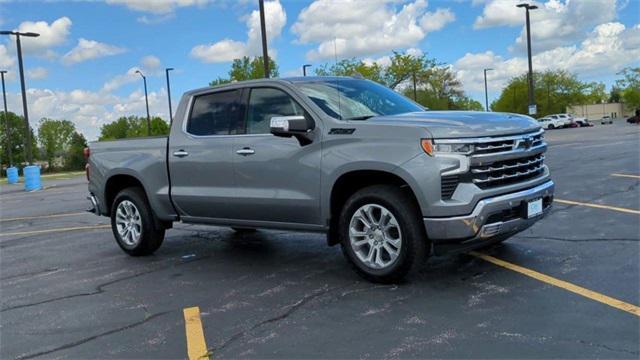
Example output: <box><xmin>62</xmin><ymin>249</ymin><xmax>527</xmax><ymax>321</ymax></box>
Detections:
<box><xmin>472</xmin><ymin>132</ymin><xmax>544</xmax><ymax>155</ymax></box>
<box><xmin>471</xmin><ymin>153</ymin><xmax>545</xmax><ymax>189</ymax></box>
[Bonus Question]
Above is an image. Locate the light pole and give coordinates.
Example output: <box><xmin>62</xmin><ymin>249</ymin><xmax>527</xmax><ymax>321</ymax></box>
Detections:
<box><xmin>258</xmin><ymin>0</ymin><xmax>270</xmax><ymax>78</ymax></box>
<box><xmin>302</xmin><ymin>64</ymin><xmax>311</xmax><ymax>77</ymax></box>
<box><xmin>135</xmin><ymin>70</ymin><xmax>151</xmax><ymax>136</ymax></box>
<box><xmin>165</xmin><ymin>68</ymin><xmax>174</xmax><ymax>124</ymax></box>
<box><xmin>1</xmin><ymin>70</ymin><xmax>11</xmax><ymax>166</ymax></box>
<box><xmin>412</xmin><ymin>72</ymin><xmax>417</xmax><ymax>101</ymax></box>
<box><xmin>483</xmin><ymin>68</ymin><xmax>493</xmax><ymax>112</ymax></box>
<box><xmin>517</xmin><ymin>3</ymin><xmax>538</xmax><ymax>115</ymax></box>
<box><xmin>1</xmin><ymin>30</ymin><xmax>39</xmax><ymax>164</ymax></box>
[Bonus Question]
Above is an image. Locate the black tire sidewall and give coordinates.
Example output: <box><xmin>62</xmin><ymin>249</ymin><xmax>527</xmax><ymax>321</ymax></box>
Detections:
<box><xmin>110</xmin><ymin>187</ymin><xmax>163</xmax><ymax>256</ymax></box>
<box><xmin>339</xmin><ymin>185</ymin><xmax>426</xmax><ymax>282</ymax></box>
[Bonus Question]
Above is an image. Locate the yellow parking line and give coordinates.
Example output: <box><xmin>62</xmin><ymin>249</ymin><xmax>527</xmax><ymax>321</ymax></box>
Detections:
<box><xmin>183</xmin><ymin>307</ymin><xmax>209</xmax><ymax>360</ymax></box>
<box><xmin>470</xmin><ymin>252</ymin><xmax>640</xmax><ymax>317</ymax></box>
<box><xmin>0</xmin><ymin>212</ymin><xmax>87</xmax><ymax>223</ymax></box>
<box><xmin>555</xmin><ymin>199</ymin><xmax>640</xmax><ymax>215</ymax></box>
<box><xmin>611</xmin><ymin>173</ymin><xmax>640</xmax><ymax>180</ymax></box>
<box><xmin>0</xmin><ymin>224</ymin><xmax>110</xmax><ymax>237</ymax></box>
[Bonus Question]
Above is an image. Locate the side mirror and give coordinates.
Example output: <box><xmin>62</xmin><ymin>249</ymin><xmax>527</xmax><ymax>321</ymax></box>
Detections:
<box><xmin>270</xmin><ymin>115</ymin><xmax>313</xmax><ymax>137</ymax></box>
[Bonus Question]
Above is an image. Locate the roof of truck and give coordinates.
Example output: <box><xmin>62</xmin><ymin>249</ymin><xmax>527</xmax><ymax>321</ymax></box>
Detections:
<box><xmin>184</xmin><ymin>76</ymin><xmax>364</xmax><ymax>96</ymax></box>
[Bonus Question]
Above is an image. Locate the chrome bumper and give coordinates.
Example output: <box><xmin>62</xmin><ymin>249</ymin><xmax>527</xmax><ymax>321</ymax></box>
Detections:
<box><xmin>424</xmin><ymin>180</ymin><xmax>554</xmax><ymax>254</ymax></box>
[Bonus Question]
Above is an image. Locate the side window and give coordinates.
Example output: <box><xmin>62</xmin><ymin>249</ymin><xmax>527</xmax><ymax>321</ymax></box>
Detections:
<box><xmin>187</xmin><ymin>90</ymin><xmax>241</xmax><ymax>136</ymax></box>
<box><xmin>246</xmin><ymin>88</ymin><xmax>305</xmax><ymax>134</ymax></box>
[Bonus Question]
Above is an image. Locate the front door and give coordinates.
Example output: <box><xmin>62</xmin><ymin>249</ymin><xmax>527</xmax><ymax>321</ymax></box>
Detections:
<box><xmin>169</xmin><ymin>89</ymin><xmax>243</xmax><ymax>219</ymax></box>
<box><xmin>229</xmin><ymin>87</ymin><xmax>322</xmax><ymax>225</ymax></box>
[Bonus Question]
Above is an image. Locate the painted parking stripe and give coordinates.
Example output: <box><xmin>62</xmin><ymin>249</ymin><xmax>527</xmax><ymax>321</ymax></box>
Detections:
<box><xmin>0</xmin><ymin>224</ymin><xmax>110</xmax><ymax>237</ymax></box>
<box><xmin>470</xmin><ymin>251</ymin><xmax>640</xmax><ymax>317</ymax></box>
<box><xmin>0</xmin><ymin>212</ymin><xmax>87</xmax><ymax>223</ymax></box>
<box><xmin>183</xmin><ymin>307</ymin><xmax>209</xmax><ymax>360</ymax></box>
<box><xmin>555</xmin><ymin>199</ymin><xmax>640</xmax><ymax>215</ymax></box>
<box><xmin>611</xmin><ymin>173</ymin><xmax>640</xmax><ymax>180</ymax></box>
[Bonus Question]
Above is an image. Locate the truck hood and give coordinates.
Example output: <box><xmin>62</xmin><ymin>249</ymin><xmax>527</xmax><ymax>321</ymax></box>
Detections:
<box><xmin>367</xmin><ymin>111</ymin><xmax>540</xmax><ymax>138</ymax></box>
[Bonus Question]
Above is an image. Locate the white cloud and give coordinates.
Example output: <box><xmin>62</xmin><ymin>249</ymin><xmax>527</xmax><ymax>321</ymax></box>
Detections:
<box><xmin>291</xmin><ymin>0</ymin><xmax>455</xmax><ymax>61</ymax></box>
<box><xmin>14</xmin><ymin>17</ymin><xmax>72</xmax><ymax>56</ymax></box>
<box><xmin>27</xmin><ymin>67</ymin><xmax>48</xmax><ymax>80</ymax></box>
<box><xmin>454</xmin><ymin>22</ymin><xmax>640</xmax><ymax>92</ymax></box>
<box><xmin>102</xmin><ymin>55</ymin><xmax>163</xmax><ymax>92</ymax></box>
<box><xmin>105</xmin><ymin>0</ymin><xmax>212</xmax><ymax>14</ymax></box>
<box><xmin>420</xmin><ymin>8</ymin><xmax>456</xmax><ymax>32</ymax></box>
<box><xmin>473</xmin><ymin>0</ymin><xmax>523</xmax><ymax>29</ymax></box>
<box><xmin>190</xmin><ymin>0</ymin><xmax>286</xmax><ymax>63</ymax></box>
<box><xmin>61</xmin><ymin>38</ymin><xmax>126</xmax><ymax>65</ymax></box>
<box><xmin>0</xmin><ymin>44</ymin><xmax>15</xmax><ymax>68</ymax></box>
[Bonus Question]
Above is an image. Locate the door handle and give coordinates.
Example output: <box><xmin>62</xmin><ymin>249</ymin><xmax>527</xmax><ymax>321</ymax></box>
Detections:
<box><xmin>236</xmin><ymin>148</ymin><xmax>255</xmax><ymax>156</ymax></box>
<box><xmin>173</xmin><ymin>150</ymin><xmax>189</xmax><ymax>158</ymax></box>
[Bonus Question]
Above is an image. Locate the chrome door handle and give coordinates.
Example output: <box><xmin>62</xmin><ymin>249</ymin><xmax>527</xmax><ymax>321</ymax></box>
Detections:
<box><xmin>172</xmin><ymin>150</ymin><xmax>189</xmax><ymax>158</ymax></box>
<box><xmin>236</xmin><ymin>148</ymin><xmax>255</xmax><ymax>156</ymax></box>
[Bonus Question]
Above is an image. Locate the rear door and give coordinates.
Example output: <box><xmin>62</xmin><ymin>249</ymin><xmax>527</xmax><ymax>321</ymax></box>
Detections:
<box><xmin>169</xmin><ymin>89</ymin><xmax>244</xmax><ymax>219</ymax></box>
<box><xmin>229</xmin><ymin>86</ymin><xmax>322</xmax><ymax>225</ymax></box>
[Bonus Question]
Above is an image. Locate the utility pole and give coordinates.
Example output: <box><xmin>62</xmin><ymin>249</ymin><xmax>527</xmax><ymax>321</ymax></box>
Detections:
<box><xmin>258</xmin><ymin>0</ymin><xmax>270</xmax><ymax>78</ymax></box>
<box><xmin>1</xmin><ymin>31</ymin><xmax>40</xmax><ymax>164</ymax></box>
<box><xmin>483</xmin><ymin>68</ymin><xmax>493</xmax><ymax>111</ymax></box>
<box><xmin>135</xmin><ymin>70</ymin><xmax>151</xmax><ymax>136</ymax></box>
<box><xmin>1</xmin><ymin>70</ymin><xmax>11</xmax><ymax>166</ymax></box>
<box><xmin>302</xmin><ymin>64</ymin><xmax>311</xmax><ymax>77</ymax></box>
<box><xmin>517</xmin><ymin>3</ymin><xmax>538</xmax><ymax>115</ymax></box>
<box><xmin>165</xmin><ymin>68</ymin><xmax>174</xmax><ymax>124</ymax></box>
<box><xmin>412</xmin><ymin>72</ymin><xmax>417</xmax><ymax>101</ymax></box>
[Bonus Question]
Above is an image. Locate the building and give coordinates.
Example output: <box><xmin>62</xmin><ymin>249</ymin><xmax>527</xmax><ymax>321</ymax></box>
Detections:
<box><xmin>566</xmin><ymin>102</ymin><xmax>634</xmax><ymax>120</ymax></box>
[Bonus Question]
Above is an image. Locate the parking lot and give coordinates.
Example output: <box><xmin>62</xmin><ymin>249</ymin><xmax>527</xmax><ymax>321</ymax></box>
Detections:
<box><xmin>1</xmin><ymin>122</ymin><xmax>639</xmax><ymax>359</ymax></box>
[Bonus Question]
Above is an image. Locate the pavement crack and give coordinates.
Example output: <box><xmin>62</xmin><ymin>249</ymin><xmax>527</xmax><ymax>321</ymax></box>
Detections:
<box><xmin>14</xmin><ymin>311</ymin><xmax>171</xmax><ymax>360</ymax></box>
<box><xmin>517</xmin><ymin>235</ymin><xmax>639</xmax><ymax>243</ymax></box>
<box><xmin>577</xmin><ymin>339</ymin><xmax>640</xmax><ymax>356</ymax></box>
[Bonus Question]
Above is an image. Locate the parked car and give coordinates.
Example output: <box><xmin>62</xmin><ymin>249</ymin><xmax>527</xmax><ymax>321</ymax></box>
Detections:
<box><xmin>547</xmin><ymin>114</ymin><xmax>573</xmax><ymax>128</ymax></box>
<box><xmin>537</xmin><ymin>116</ymin><xmax>565</xmax><ymax>129</ymax></box>
<box><xmin>626</xmin><ymin>110</ymin><xmax>640</xmax><ymax>124</ymax></box>
<box><xmin>87</xmin><ymin>77</ymin><xmax>554</xmax><ymax>283</ymax></box>
<box><xmin>572</xmin><ymin>117</ymin><xmax>592</xmax><ymax>127</ymax></box>
<box><xmin>601</xmin><ymin>115</ymin><xmax>613</xmax><ymax>124</ymax></box>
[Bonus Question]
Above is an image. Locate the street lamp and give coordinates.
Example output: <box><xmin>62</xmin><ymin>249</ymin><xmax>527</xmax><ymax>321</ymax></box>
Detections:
<box><xmin>1</xmin><ymin>70</ymin><xmax>11</xmax><ymax>166</ymax></box>
<box><xmin>483</xmin><ymin>68</ymin><xmax>493</xmax><ymax>112</ymax></box>
<box><xmin>135</xmin><ymin>70</ymin><xmax>151</xmax><ymax>136</ymax></box>
<box><xmin>302</xmin><ymin>64</ymin><xmax>311</xmax><ymax>77</ymax></box>
<box><xmin>517</xmin><ymin>3</ymin><xmax>538</xmax><ymax>115</ymax></box>
<box><xmin>258</xmin><ymin>0</ymin><xmax>270</xmax><ymax>78</ymax></box>
<box><xmin>165</xmin><ymin>68</ymin><xmax>174</xmax><ymax>124</ymax></box>
<box><xmin>0</xmin><ymin>30</ymin><xmax>40</xmax><ymax>164</ymax></box>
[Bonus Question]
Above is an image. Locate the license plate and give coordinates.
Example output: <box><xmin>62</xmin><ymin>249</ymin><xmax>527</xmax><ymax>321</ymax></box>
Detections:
<box><xmin>527</xmin><ymin>198</ymin><xmax>543</xmax><ymax>218</ymax></box>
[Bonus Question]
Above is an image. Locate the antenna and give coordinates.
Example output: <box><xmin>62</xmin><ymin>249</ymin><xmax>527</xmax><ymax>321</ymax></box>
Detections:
<box><xmin>334</xmin><ymin>37</ymin><xmax>343</xmax><ymax>121</ymax></box>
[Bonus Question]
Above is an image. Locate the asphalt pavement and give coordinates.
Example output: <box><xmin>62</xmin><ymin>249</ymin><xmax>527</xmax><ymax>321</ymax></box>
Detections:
<box><xmin>1</xmin><ymin>122</ymin><xmax>639</xmax><ymax>359</ymax></box>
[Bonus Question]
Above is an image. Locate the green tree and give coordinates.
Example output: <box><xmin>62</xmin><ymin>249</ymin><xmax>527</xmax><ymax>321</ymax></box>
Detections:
<box><xmin>209</xmin><ymin>56</ymin><xmax>279</xmax><ymax>86</ymax></box>
<box><xmin>315</xmin><ymin>58</ymin><xmax>386</xmax><ymax>84</ymax></box>
<box><xmin>99</xmin><ymin>116</ymin><xmax>169</xmax><ymax>140</ymax></box>
<box><xmin>0</xmin><ymin>111</ymin><xmax>37</xmax><ymax>167</ymax></box>
<box><xmin>616</xmin><ymin>67</ymin><xmax>640</xmax><ymax>110</ymax></box>
<box><xmin>65</xmin><ymin>131</ymin><xmax>88</xmax><ymax>170</ymax></box>
<box><xmin>37</xmin><ymin>118</ymin><xmax>75</xmax><ymax>170</ymax></box>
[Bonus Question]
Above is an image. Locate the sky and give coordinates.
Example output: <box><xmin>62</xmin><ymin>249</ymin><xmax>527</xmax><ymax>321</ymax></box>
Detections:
<box><xmin>0</xmin><ymin>0</ymin><xmax>638</xmax><ymax>140</ymax></box>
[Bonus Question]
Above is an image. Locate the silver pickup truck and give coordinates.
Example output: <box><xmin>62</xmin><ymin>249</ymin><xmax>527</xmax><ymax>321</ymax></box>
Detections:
<box><xmin>87</xmin><ymin>77</ymin><xmax>554</xmax><ymax>283</ymax></box>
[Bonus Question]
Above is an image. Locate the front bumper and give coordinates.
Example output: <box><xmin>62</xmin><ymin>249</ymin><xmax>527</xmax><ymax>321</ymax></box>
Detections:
<box><xmin>424</xmin><ymin>180</ymin><xmax>554</xmax><ymax>254</ymax></box>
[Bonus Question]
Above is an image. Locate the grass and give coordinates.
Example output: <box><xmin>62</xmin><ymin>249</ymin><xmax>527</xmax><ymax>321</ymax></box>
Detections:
<box><xmin>1</xmin><ymin>170</ymin><xmax>85</xmax><ymax>184</ymax></box>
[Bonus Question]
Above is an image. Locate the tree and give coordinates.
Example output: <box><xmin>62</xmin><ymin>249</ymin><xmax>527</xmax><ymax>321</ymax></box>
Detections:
<box><xmin>65</xmin><ymin>131</ymin><xmax>87</xmax><ymax>170</ymax></box>
<box><xmin>99</xmin><ymin>116</ymin><xmax>169</xmax><ymax>140</ymax></box>
<box><xmin>37</xmin><ymin>118</ymin><xmax>75</xmax><ymax>170</ymax></box>
<box><xmin>616</xmin><ymin>67</ymin><xmax>640</xmax><ymax>110</ymax></box>
<box><xmin>0</xmin><ymin>111</ymin><xmax>37</xmax><ymax>167</ymax></box>
<box><xmin>315</xmin><ymin>59</ymin><xmax>386</xmax><ymax>84</ymax></box>
<box><xmin>209</xmin><ymin>56</ymin><xmax>279</xmax><ymax>86</ymax></box>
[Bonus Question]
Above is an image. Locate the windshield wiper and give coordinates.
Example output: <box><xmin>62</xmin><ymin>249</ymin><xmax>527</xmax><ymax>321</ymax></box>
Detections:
<box><xmin>345</xmin><ymin>115</ymin><xmax>376</xmax><ymax>121</ymax></box>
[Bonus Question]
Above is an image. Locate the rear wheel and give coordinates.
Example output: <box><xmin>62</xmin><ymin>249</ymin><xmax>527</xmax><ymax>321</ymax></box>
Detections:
<box><xmin>111</xmin><ymin>187</ymin><xmax>165</xmax><ymax>256</ymax></box>
<box><xmin>548</xmin><ymin>124</ymin><xmax>555</xmax><ymax>129</ymax></box>
<box><xmin>339</xmin><ymin>185</ymin><xmax>427</xmax><ymax>283</ymax></box>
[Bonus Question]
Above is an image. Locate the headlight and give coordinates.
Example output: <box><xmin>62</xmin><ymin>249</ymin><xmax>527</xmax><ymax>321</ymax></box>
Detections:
<box><xmin>421</xmin><ymin>139</ymin><xmax>474</xmax><ymax>156</ymax></box>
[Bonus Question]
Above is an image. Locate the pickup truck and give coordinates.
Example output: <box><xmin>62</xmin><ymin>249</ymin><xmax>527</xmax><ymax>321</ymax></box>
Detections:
<box><xmin>87</xmin><ymin>77</ymin><xmax>554</xmax><ymax>283</ymax></box>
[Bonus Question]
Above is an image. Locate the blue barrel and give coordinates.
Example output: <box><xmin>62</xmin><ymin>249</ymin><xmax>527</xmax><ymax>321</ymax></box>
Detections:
<box><xmin>23</xmin><ymin>165</ymin><xmax>42</xmax><ymax>191</ymax></box>
<box><xmin>6</xmin><ymin>166</ymin><xmax>19</xmax><ymax>184</ymax></box>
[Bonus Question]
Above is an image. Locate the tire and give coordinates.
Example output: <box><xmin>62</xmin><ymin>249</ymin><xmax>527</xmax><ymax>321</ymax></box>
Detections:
<box><xmin>339</xmin><ymin>185</ymin><xmax>428</xmax><ymax>283</ymax></box>
<box><xmin>548</xmin><ymin>124</ymin><xmax>555</xmax><ymax>129</ymax></box>
<box><xmin>111</xmin><ymin>187</ymin><xmax>165</xmax><ymax>256</ymax></box>
<box><xmin>231</xmin><ymin>227</ymin><xmax>257</xmax><ymax>233</ymax></box>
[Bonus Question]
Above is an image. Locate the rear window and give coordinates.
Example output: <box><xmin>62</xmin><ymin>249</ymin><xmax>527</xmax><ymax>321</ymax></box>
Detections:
<box><xmin>187</xmin><ymin>90</ymin><xmax>242</xmax><ymax>136</ymax></box>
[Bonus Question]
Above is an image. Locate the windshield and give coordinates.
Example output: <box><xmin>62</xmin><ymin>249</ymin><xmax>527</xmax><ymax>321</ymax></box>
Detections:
<box><xmin>293</xmin><ymin>79</ymin><xmax>423</xmax><ymax>120</ymax></box>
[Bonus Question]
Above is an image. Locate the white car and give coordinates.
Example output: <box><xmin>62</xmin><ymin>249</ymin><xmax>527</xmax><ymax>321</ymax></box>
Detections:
<box><xmin>601</xmin><ymin>115</ymin><xmax>613</xmax><ymax>124</ymax></box>
<box><xmin>537</xmin><ymin>116</ymin><xmax>565</xmax><ymax>129</ymax></box>
<box><xmin>548</xmin><ymin>114</ymin><xmax>572</xmax><ymax>127</ymax></box>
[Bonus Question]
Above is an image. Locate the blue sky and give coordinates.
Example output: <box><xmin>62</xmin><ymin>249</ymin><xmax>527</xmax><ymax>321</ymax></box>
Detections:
<box><xmin>0</xmin><ymin>0</ymin><xmax>638</xmax><ymax>140</ymax></box>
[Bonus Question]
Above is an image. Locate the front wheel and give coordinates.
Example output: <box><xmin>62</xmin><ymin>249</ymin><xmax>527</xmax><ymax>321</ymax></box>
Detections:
<box><xmin>548</xmin><ymin>124</ymin><xmax>555</xmax><ymax>129</ymax></box>
<box><xmin>339</xmin><ymin>185</ymin><xmax>427</xmax><ymax>283</ymax></box>
<box><xmin>111</xmin><ymin>187</ymin><xmax>165</xmax><ymax>256</ymax></box>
